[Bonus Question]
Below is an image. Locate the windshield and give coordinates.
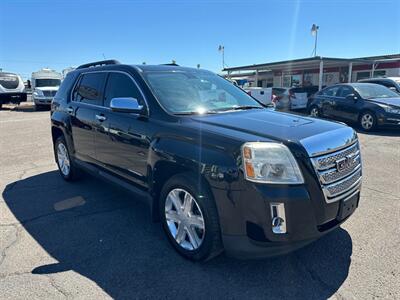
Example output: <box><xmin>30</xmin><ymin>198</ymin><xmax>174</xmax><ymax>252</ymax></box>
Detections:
<box><xmin>354</xmin><ymin>84</ymin><xmax>399</xmax><ymax>99</ymax></box>
<box><xmin>144</xmin><ymin>70</ymin><xmax>263</xmax><ymax>114</ymax></box>
<box><xmin>35</xmin><ymin>78</ymin><xmax>61</xmax><ymax>87</ymax></box>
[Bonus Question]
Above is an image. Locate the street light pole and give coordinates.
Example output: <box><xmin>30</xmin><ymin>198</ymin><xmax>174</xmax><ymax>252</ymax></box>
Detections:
<box><xmin>311</xmin><ymin>24</ymin><xmax>319</xmax><ymax>57</ymax></box>
<box><xmin>218</xmin><ymin>45</ymin><xmax>225</xmax><ymax>69</ymax></box>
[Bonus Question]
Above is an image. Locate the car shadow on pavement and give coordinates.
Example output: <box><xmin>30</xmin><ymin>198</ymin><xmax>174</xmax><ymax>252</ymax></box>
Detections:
<box><xmin>3</xmin><ymin>170</ymin><xmax>353</xmax><ymax>299</ymax></box>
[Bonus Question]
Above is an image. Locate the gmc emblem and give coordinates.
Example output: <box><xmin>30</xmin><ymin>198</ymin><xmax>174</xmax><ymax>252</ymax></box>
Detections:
<box><xmin>336</xmin><ymin>156</ymin><xmax>352</xmax><ymax>172</ymax></box>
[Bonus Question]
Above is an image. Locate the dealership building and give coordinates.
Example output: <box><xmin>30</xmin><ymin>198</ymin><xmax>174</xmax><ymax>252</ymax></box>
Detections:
<box><xmin>223</xmin><ymin>53</ymin><xmax>400</xmax><ymax>90</ymax></box>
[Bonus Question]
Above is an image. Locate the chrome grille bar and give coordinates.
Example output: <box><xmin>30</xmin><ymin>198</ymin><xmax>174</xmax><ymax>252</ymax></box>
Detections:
<box><xmin>311</xmin><ymin>141</ymin><xmax>362</xmax><ymax>203</ymax></box>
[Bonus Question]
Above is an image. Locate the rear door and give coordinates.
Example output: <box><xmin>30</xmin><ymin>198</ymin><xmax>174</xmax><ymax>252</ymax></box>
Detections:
<box><xmin>69</xmin><ymin>72</ymin><xmax>107</xmax><ymax>163</ymax></box>
<box><xmin>94</xmin><ymin>71</ymin><xmax>150</xmax><ymax>187</ymax></box>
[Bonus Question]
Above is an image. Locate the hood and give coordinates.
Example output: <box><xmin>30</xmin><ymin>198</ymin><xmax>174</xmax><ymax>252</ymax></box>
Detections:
<box><xmin>35</xmin><ymin>86</ymin><xmax>59</xmax><ymax>91</ymax></box>
<box><xmin>189</xmin><ymin>109</ymin><xmax>351</xmax><ymax>148</ymax></box>
<box><xmin>368</xmin><ymin>97</ymin><xmax>400</xmax><ymax>107</ymax></box>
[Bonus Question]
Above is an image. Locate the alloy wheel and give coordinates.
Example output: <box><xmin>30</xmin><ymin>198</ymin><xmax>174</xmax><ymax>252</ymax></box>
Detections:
<box><xmin>164</xmin><ymin>188</ymin><xmax>205</xmax><ymax>251</ymax></box>
<box><xmin>361</xmin><ymin>113</ymin><xmax>374</xmax><ymax>130</ymax></box>
<box><xmin>310</xmin><ymin>107</ymin><xmax>319</xmax><ymax>117</ymax></box>
<box><xmin>57</xmin><ymin>143</ymin><xmax>71</xmax><ymax>176</ymax></box>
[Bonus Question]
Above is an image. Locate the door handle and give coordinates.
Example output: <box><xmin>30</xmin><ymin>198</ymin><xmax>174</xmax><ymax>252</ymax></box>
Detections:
<box><xmin>67</xmin><ymin>107</ymin><xmax>74</xmax><ymax>114</ymax></box>
<box><xmin>95</xmin><ymin>114</ymin><xmax>107</xmax><ymax>122</ymax></box>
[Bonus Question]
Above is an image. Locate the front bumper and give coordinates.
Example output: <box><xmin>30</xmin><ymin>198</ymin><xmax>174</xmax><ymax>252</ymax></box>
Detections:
<box><xmin>33</xmin><ymin>97</ymin><xmax>53</xmax><ymax>105</ymax></box>
<box><xmin>219</xmin><ymin>182</ymin><xmax>360</xmax><ymax>258</ymax></box>
<box><xmin>210</xmin><ymin>163</ymin><xmax>360</xmax><ymax>258</ymax></box>
<box><xmin>0</xmin><ymin>92</ymin><xmax>27</xmax><ymax>103</ymax></box>
<box><xmin>377</xmin><ymin>112</ymin><xmax>400</xmax><ymax>127</ymax></box>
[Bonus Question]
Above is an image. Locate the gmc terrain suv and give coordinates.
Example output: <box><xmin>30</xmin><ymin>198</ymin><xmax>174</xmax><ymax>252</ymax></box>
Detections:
<box><xmin>51</xmin><ymin>60</ymin><xmax>362</xmax><ymax>261</ymax></box>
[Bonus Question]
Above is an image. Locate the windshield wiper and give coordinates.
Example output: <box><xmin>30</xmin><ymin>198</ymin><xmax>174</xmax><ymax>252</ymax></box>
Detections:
<box><xmin>214</xmin><ymin>106</ymin><xmax>264</xmax><ymax>112</ymax></box>
<box><xmin>173</xmin><ymin>110</ymin><xmax>218</xmax><ymax>115</ymax></box>
<box><xmin>231</xmin><ymin>106</ymin><xmax>264</xmax><ymax>110</ymax></box>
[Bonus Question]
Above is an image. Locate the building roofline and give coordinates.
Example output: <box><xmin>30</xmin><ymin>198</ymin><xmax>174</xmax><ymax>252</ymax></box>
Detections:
<box><xmin>223</xmin><ymin>54</ymin><xmax>400</xmax><ymax>72</ymax></box>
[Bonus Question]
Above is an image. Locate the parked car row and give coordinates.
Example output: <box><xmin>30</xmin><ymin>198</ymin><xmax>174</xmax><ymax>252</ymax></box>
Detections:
<box><xmin>0</xmin><ymin>68</ymin><xmax>63</xmax><ymax>111</ymax></box>
<box><xmin>244</xmin><ymin>86</ymin><xmax>319</xmax><ymax>111</ymax></box>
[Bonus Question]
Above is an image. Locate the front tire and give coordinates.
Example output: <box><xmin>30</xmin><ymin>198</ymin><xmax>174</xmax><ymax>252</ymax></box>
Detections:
<box><xmin>159</xmin><ymin>173</ymin><xmax>223</xmax><ymax>261</ymax></box>
<box><xmin>55</xmin><ymin>136</ymin><xmax>80</xmax><ymax>181</ymax></box>
<box><xmin>359</xmin><ymin>111</ymin><xmax>376</xmax><ymax>132</ymax></box>
<box><xmin>309</xmin><ymin>105</ymin><xmax>321</xmax><ymax>117</ymax></box>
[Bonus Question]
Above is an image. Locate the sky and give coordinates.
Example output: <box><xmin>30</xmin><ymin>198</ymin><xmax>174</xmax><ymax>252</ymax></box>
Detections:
<box><xmin>1</xmin><ymin>0</ymin><xmax>399</xmax><ymax>79</ymax></box>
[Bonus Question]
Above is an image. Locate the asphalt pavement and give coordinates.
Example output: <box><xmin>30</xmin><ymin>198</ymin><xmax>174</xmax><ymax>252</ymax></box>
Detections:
<box><xmin>0</xmin><ymin>104</ymin><xmax>399</xmax><ymax>299</ymax></box>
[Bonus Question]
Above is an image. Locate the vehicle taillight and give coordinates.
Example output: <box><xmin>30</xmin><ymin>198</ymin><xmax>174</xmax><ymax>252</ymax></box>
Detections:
<box><xmin>272</xmin><ymin>95</ymin><xmax>281</xmax><ymax>103</ymax></box>
<box><xmin>289</xmin><ymin>91</ymin><xmax>296</xmax><ymax>100</ymax></box>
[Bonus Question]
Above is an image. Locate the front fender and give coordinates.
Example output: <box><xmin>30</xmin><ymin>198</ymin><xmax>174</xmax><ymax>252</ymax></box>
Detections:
<box><xmin>147</xmin><ymin>135</ymin><xmax>243</xmax><ymax>232</ymax></box>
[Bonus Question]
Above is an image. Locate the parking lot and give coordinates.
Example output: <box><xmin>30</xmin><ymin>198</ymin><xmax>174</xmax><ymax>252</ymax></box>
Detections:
<box><xmin>0</xmin><ymin>105</ymin><xmax>399</xmax><ymax>299</ymax></box>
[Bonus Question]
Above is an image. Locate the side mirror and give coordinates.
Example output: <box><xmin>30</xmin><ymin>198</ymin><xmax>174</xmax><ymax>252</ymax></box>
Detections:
<box><xmin>389</xmin><ymin>87</ymin><xmax>397</xmax><ymax>92</ymax></box>
<box><xmin>346</xmin><ymin>94</ymin><xmax>358</xmax><ymax>101</ymax></box>
<box><xmin>110</xmin><ymin>97</ymin><xmax>144</xmax><ymax>113</ymax></box>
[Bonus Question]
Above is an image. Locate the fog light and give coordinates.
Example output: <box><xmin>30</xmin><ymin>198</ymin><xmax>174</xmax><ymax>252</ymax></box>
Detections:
<box><xmin>270</xmin><ymin>203</ymin><xmax>287</xmax><ymax>234</ymax></box>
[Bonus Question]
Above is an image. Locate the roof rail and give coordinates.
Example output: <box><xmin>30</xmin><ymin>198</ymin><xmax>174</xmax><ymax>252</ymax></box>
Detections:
<box><xmin>162</xmin><ymin>63</ymin><xmax>179</xmax><ymax>66</ymax></box>
<box><xmin>77</xmin><ymin>59</ymin><xmax>120</xmax><ymax>69</ymax></box>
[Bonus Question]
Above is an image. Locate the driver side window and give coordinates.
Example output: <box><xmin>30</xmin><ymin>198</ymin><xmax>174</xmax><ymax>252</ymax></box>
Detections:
<box><xmin>104</xmin><ymin>73</ymin><xmax>144</xmax><ymax>108</ymax></box>
<box><xmin>338</xmin><ymin>86</ymin><xmax>354</xmax><ymax>98</ymax></box>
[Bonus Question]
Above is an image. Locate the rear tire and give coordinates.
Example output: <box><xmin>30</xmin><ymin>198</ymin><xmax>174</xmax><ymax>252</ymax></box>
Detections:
<box><xmin>54</xmin><ymin>136</ymin><xmax>80</xmax><ymax>181</ymax></box>
<box><xmin>159</xmin><ymin>173</ymin><xmax>223</xmax><ymax>261</ymax></box>
<box><xmin>359</xmin><ymin>111</ymin><xmax>376</xmax><ymax>132</ymax></box>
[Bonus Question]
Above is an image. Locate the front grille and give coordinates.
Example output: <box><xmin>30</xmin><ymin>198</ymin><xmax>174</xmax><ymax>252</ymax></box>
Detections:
<box><xmin>311</xmin><ymin>141</ymin><xmax>362</xmax><ymax>203</ymax></box>
<box><xmin>42</xmin><ymin>90</ymin><xmax>57</xmax><ymax>97</ymax></box>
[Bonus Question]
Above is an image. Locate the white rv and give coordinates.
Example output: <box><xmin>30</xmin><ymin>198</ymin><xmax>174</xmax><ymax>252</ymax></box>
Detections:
<box><xmin>0</xmin><ymin>72</ymin><xmax>27</xmax><ymax>110</ymax></box>
<box><xmin>31</xmin><ymin>68</ymin><xmax>62</xmax><ymax>110</ymax></box>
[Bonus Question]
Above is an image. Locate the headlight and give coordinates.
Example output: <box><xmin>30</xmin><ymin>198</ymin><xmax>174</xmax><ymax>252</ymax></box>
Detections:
<box><xmin>382</xmin><ymin>105</ymin><xmax>400</xmax><ymax>114</ymax></box>
<box><xmin>33</xmin><ymin>89</ymin><xmax>44</xmax><ymax>97</ymax></box>
<box><xmin>242</xmin><ymin>142</ymin><xmax>304</xmax><ymax>184</ymax></box>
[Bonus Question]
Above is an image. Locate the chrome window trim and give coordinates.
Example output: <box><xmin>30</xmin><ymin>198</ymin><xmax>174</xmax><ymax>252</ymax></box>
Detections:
<box><xmin>69</xmin><ymin>69</ymin><xmax>150</xmax><ymax>115</ymax></box>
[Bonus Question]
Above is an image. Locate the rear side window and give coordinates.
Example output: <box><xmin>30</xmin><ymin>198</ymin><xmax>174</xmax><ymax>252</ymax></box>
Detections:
<box><xmin>320</xmin><ymin>86</ymin><xmax>340</xmax><ymax>96</ymax></box>
<box><xmin>55</xmin><ymin>72</ymin><xmax>78</xmax><ymax>102</ymax></box>
<box><xmin>73</xmin><ymin>73</ymin><xmax>107</xmax><ymax>106</ymax></box>
<box><xmin>104</xmin><ymin>72</ymin><xmax>144</xmax><ymax>107</ymax></box>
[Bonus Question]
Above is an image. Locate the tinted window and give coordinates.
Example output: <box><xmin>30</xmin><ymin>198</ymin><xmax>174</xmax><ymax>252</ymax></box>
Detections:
<box><xmin>320</xmin><ymin>86</ymin><xmax>340</xmax><ymax>97</ymax></box>
<box><xmin>104</xmin><ymin>73</ymin><xmax>144</xmax><ymax>107</ymax></box>
<box><xmin>338</xmin><ymin>86</ymin><xmax>354</xmax><ymax>98</ymax></box>
<box><xmin>74</xmin><ymin>73</ymin><xmax>107</xmax><ymax>105</ymax></box>
<box><xmin>379</xmin><ymin>81</ymin><xmax>396</xmax><ymax>88</ymax></box>
<box><xmin>36</xmin><ymin>79</ymin><xmax>61</xmax><ymax>87</ymax></box>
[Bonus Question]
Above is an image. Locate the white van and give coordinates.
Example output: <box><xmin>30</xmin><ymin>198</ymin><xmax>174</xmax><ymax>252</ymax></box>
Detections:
<box><xmin>0</xmin><ymin>72</ymin><xmax>27</xmax><ymax>110</ymax></box>
<box><xmin>244</xmin><ymin>87</ymin><xmax>273</xmax><ymax>106</ymax></box>
<box><xmin>31</xmin><ymin>68</ymin><xmax>62</xmax><ymax>110</ymax></box>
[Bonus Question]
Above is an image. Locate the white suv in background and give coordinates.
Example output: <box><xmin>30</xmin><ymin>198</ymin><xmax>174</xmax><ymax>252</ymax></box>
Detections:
<box><xmin>0</xmin><ymin>72</ymin><xmax>27</xmax><ymax>110</ymax></box>
<box><xmin>359</xmin><ymin>77</ymin><xmax>400</xmax><ymax>94</ymax></box>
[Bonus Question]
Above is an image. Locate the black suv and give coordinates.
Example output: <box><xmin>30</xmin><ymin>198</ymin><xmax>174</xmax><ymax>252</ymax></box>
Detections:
<box><xmin>51</xmin><ymin>60</ymin><xmax>362</xmax><ymax>261</ymax></box>
<box><xmin>308</xmin><ymin>83</ymin><xmax>400</xmax><ymax>131</ymax></box>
